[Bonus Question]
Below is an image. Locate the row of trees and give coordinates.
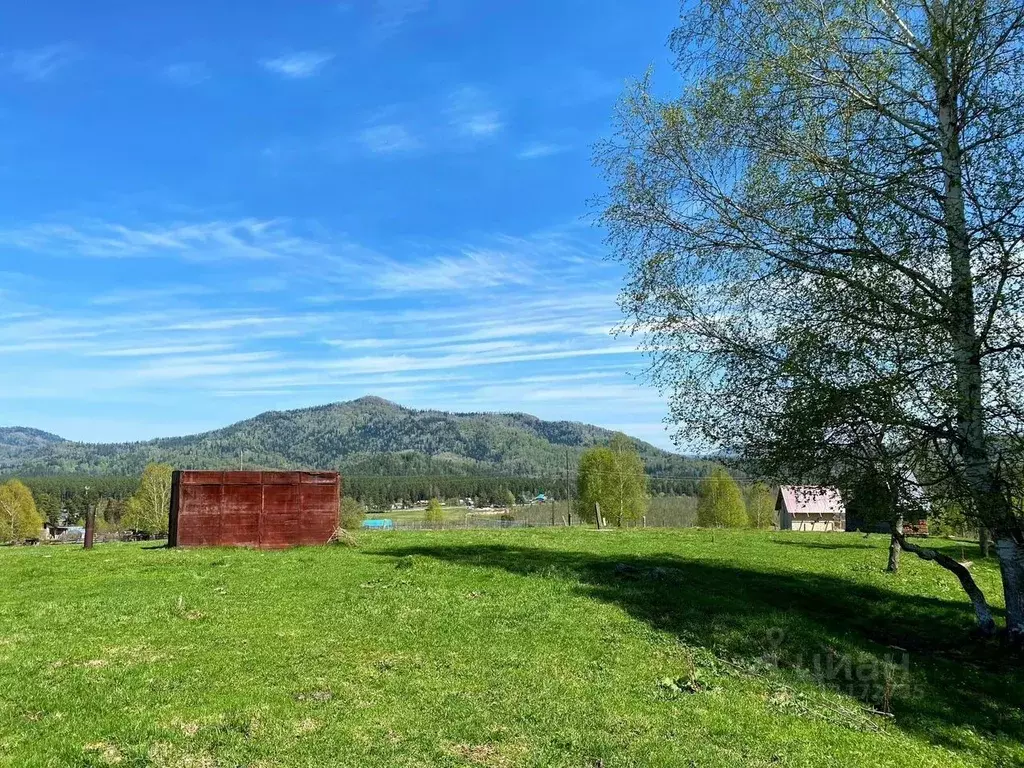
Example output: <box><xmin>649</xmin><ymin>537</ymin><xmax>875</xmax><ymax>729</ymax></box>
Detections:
<box><xmin>349</xmin><ymin>475</ymin><xmax>557</xmax><ymax>511</ymax></box>
<box><xmin>14</xmin><ymin>476</ymin><xmax>137</xmax><ymax>526</ymax></box>
<box><xmin>0</xmin><ymin>467</ymin><xmax>173</xmax><ymax>542</ymax></box>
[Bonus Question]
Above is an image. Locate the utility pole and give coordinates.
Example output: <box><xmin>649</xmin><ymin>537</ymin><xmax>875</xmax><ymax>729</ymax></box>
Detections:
<box><xmin>617</xmin><ymin>441</ymin><xmax>624</xmax><ymax>528</ymax></box>
<box><xmin>83</xmin><ymin>485</ymin><xmax>94</xmax><ymax>550</ymax></box>
<box><xmin>565</xmin><ymin>450</ymin><xmax>572</xmax><ymax>527</ymax></box>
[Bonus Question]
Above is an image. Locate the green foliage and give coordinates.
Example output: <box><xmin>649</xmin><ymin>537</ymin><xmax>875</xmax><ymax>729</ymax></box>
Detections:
<box><xmin>424</xmin><ymin>498</ymin><xmax>445</xmax><ymax>523</ymax></box>
<box><xmin>930</xmin><ymin>502</ymin><xmax>972</xmax><ymax>539</ymax></box>
<box><xmin>503</xmin><ymin>489</ymin><xmax>516</xmax><ymax>508</ymax></box>
<box><xmin>0</xmin><ymin>479</ymin><xmax>43</xmax><ymax>542</ymax></box>
<box><xmin>122</xmin><ymin>463</ymin><xmax>173</xmax><ymax>536</ymax></box>
<box><xmin>696</xmin><ymin>469</ymin><xmax>747</xmax><ymax>528</ymax></box>
<box><xmin>12</xmin><ymin>476</ymin><xmax>136</xmax><ymax>525</ymax></box>
<box><xmin>575</xmin><ymin>434</ymin><xmax>651</xmax><ymax>526</ymax></box>
<box><xmin>33</xmin><ymin>490</ymin><xmax>61</xmax><ymax>526</ymax></box>
<box><xmin>746</xmin><ymin>483</ymin><xmax>775</xmax><ymax>529</ymax></box>
<box><xmin>340</xmin><ymin>497</ymin><xmax>367</xmax><ymax>530</ymax></box>
<box><xmin>575</xmin><ymin>447</ymin><xmax>617</xmax><ymax>524</ymax></box>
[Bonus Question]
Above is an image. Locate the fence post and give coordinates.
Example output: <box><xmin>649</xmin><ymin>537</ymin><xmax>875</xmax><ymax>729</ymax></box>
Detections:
<box><xmin>84</xmin><ymin>505</ymin><xmax>95</xmax><ymax>550</ymax></box>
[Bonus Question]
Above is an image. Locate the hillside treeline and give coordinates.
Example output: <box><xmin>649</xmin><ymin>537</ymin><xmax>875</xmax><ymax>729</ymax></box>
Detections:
<box><xmin>1</xmin><ymin>398</ymin><xmax>720</xmax><ymax>484</ymax></box>
<box><xmin>3</xmin><ymin>471</ymin><xmax>714</xmax><ymax>524</ymax></box>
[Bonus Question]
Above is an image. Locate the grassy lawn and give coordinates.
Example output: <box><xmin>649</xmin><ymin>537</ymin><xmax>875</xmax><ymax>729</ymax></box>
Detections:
<box><xmin>1</xmin><ymin>529</ymin><xmax>1021</xmax><ymax>767</ymax></box>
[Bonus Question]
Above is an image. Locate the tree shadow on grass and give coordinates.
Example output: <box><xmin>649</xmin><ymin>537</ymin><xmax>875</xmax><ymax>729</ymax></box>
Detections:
<box><xmin>379</xmin><ymin>543</ymin><xmax>1024</xmax><ymax>756</ymax></box>
<box><xmin>770</xmin><ymin>537</ymin><xmax>885</xmax><ymax>551</ymax></box>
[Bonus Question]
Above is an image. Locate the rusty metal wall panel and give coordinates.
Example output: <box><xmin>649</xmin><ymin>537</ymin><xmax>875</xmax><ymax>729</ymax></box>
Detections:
<box><xmin>169</xmin><ymin>471</ymin><xmax>339</xmax><ymax>548</ymax></box>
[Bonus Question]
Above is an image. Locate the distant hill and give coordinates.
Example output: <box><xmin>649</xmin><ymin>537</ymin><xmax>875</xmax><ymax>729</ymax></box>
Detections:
<box><xmin>0</xmin><ymin>396</ymin><xmax>713</xmax><ymax>485</ymax></box>
<box><xmin>0</xmin><ymin>427</ymin><xmax>67</xmax><ymax>466</ymax></box>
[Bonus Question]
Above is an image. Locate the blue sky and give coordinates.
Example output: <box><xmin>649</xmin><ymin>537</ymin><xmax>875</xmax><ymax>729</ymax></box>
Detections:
<box><xmin>0</xmin><ymin>0</ymin><xmax>683</xmax><ymax>450</ymax></box>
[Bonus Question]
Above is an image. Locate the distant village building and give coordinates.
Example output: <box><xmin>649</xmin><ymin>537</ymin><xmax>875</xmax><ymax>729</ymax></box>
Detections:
<box><xmin>42</xmin><ymin>523</ymin><xmax>85</xmax><ymax>543</ymax></box>
<box><xmin>776</xmin><ymin>486</ymin><xmax>846</xmax><ymax>532</ymax></box>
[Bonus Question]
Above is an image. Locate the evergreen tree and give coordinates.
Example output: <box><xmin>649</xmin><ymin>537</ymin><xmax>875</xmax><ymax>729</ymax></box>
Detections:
<box><xmin>33</xmin><ymin>490</ymin><xmax>62</xmax><ymax>526</ymax></box>
<box><xmin>424</xmin><ymin>498</ymin><xmax>445</xmax><ymax>523</ymax></box>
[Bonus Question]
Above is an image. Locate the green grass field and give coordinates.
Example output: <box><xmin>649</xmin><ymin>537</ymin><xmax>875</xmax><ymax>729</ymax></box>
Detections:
<box><xmin>1</xmin><ymin>529</ymin><xmax>1021</xmax><ymax>767</ymax></box>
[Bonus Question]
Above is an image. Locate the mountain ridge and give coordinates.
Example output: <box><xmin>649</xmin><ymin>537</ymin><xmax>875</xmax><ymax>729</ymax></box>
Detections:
<box><xmin>0</xmin><ymin>396</ymin><xmax>704</xmax><ymax>481</ymax></box>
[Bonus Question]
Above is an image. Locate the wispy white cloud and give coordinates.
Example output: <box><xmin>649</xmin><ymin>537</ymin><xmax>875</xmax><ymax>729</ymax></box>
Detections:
<box><xmin>518</xmin><ymin>142</ymin><xmax>570</xmax><ymax>160</ymax></box>
<box><xmin>0</xmin><ymin>218</ymin><xmax>327</xmax><ymax>262</ymax></box>
<box><xmin>89</xmin><ymin>285</ymin><xmax>213</xmax><ymax>306</ymax></box>
<box><xmin>372</xmin><ymin>0</ymin><xmax>430</xmax><ymax>38</ymax></box>
<box><xmin>0</xmin><ymin>208</ymin><xmax>670</xmax><ymax>444</ymax></box>
<box><xmin>370</xmin><ymin>249</ymin><xmax>532</xmax><ymax>292</ymax></box>
<box><xmin>448</xmin><ymin>86</ymin><xmax>504</xmax><ymax>139</ymax></box>
<box><xmin>3</xmin><ymin>44</ymin><xmax>76</xmax><ymax>81</ymax></box>
<box><xmin>261</xmin><ymin>51</ymin><xmax>334</xmax><ymax>79</ymax></box>
<box><xmin>358</xmin><ymin>123</ymin><xmax>421</xmax><ymax>154</ymax></box>
<box><xmin>163</xmin><ymin>62</ymin><xmax>210</xmax><ymax>86</ymax></box>
<box><xmin>86</xmin><ymin>343</ymin><xmax>233</xmax><ymax>358</ymax></box>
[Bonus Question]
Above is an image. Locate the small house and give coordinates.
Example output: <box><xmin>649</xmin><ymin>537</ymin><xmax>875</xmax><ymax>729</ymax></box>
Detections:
<box><xmin>43</xmin><ymin>523</ymin><xmax>86</xmax><ymax>542</ymax></box>
<box><xmin>42</xmin><ymin>522</ymin><xmax>69</xmax><ymax>541</ymax></box>
<box><xmin>776</xmin><ymin>486</ymin><xmax>846</xmax><ymax>532</ymax></box>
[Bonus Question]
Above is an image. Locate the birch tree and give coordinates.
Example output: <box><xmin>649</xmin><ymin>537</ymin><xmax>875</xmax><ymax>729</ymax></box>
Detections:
<box><xmin>0</xmin><ymin>480</ymin><xmax>42</xmax><ymax>543</ymax></box>
<box><xmin>123</xmin><ymin>463</ymin><xmax>173</xmax><ymax>536</ymax></box>
<box><xmin>697</xmin><ymin>468</ymin><xmax>747</xmax><ymax>528</ymax></box>
<box><xmin>601</xmin><ymin>0</ymin><xmax>1024</xmax><ymax>639</ymax></box>
<box><xmin>576</xmin><ymin>435</ymin><xmax>651</xmax><ymax>526</ymax></box>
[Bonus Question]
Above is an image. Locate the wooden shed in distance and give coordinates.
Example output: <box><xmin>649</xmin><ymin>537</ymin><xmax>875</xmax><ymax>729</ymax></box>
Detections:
<box><xmin>776</xmin><ymin>486</ymin><xmax>846</xmax><ymax>532</ymax></box>
<box><xmin>169</xmin><ymin>470</ymin><xmax>340</xmax><ymax>549</ymax></box>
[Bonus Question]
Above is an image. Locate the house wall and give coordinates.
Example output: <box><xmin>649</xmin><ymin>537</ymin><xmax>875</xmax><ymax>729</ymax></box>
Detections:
<box><xmin>789</xmin><ymin>518</ymin><xmax>841</xmax><ymax>532</ymax></box>
<box><xmin>169</xmin><ymin>471</ymin><xmax>340</xmax><ymax>549</ymax></box>
<box><xmin>778</xmin><ymin>508</ymin><xmax>845</xmax><ymax>532</ymax></box>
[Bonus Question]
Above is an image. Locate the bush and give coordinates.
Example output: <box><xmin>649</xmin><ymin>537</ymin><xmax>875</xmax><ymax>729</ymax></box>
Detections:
<box><xmin>339</xmin><ymin>497</ymin><xmax>367</xmax><ymax>530</ymax></box>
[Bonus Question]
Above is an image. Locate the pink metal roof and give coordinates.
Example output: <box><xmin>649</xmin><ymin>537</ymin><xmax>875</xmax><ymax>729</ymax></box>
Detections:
<box><xmin>777</xmin><ymin>485</ymin><xmax>845</xmax><ymax>518</ymax></box>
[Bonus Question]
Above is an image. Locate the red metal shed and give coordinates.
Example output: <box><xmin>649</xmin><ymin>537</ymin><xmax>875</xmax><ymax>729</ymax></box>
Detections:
<box><xmin>169</xmin><ymin>470</ymin><xmax>340</xmax><ymax>549</ymax></box>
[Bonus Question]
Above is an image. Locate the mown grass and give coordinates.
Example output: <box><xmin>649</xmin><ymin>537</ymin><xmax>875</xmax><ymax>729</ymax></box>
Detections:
<box><xmin>1</xmin><ymin>529</ymin><xmax>1021</xmax><ymax>767</ymax></box>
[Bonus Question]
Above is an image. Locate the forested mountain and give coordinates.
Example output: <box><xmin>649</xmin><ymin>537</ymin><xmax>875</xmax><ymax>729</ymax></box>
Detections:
<box><xmin>0</xmin><ymin>397</ymin><xmax>714</xmax><ymax>491</ymax></box>
<box><xmin>0</xmin><ymin>428</ymin><xmax>66</xmax><ymax>464</ymax></box>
